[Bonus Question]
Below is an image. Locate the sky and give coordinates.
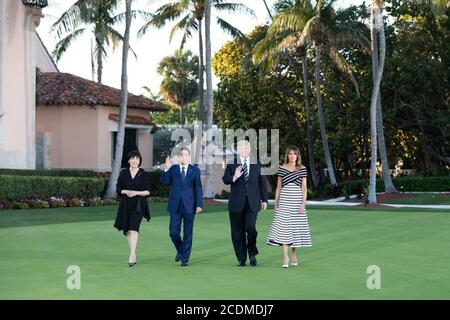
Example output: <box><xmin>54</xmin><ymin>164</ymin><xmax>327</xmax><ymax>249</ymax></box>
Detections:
<box><xmin>37</xmin><ymin>0</ymin><xmax>367</xmax><ymax>97</ymax></box>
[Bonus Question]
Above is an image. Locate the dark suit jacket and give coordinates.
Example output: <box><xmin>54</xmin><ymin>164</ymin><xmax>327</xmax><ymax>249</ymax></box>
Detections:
<box><xmin>160</xmin><ymin>164</ymin><xmax>203</xmax><ymax>214</ymax></box>
<box><xmin>222</xmin><ymin>158</ymin><xmax>268</xmax><ymax>212</ymax></box>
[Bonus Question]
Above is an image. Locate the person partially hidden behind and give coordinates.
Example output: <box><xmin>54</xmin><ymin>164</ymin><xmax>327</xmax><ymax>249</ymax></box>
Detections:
<box><xmin>161</xmin><ymin>147</ymin><xmax>203</xmax><ymax>267</ymax></box>
<box><xmin>114</xmin><ymin>150</ymin><xmax>151</xmax><ymax>267</ymax></box>
<box><xmin>222</xmin><ymin>140</ymin><xmax>268</xmax><ymax>267</ymax></box>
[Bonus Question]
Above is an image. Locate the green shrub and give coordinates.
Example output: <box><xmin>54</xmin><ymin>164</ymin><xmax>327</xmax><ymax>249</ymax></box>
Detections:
<box><xmin>27</xmin><ymin>199</ymin><xmax>49</xmax><ymax>209</ymax></box>
<box><xmin>147</xmin><ymin>170</ymin><xmax>171</xmax><ymax>198</ymax></box>
<box><xmin>0</xmin><ymin>175</ymin><xmax>106</xmax><ymax>201</ymax></box>
<box><xmin>0</xmin><ymin>200</ymin><xmax>12</xmax><ymax>210</ymax></box>
<box><xmin>215</xmin><ymin>190</ymin><xmax>230</xmax><ymax>199</ymax></box>
<box><xmin>48</xmin><ymin>197</ymin><xmax>66</xmax><ymax>208</ymax></box>
<box><xmin>0</xmin><ymin>169</ymin><xmax>96</xmax><ymax>177</ymax></box>
<box><xmin>66</xmin><ymin>198</ymin><xmax>82</xmax><ymax>207</ymax></box>
<box><xmin>12</xmin><ymin>202</ymin><xmax>30</xmax><ymax>210</ymax></box>
<box><xmin>85</xmin><ymin>197</ymin><xmax>103</xmax><ymax>207</ymax></box>
<box><xmin>103</xmin><ymin>199</ymin><xmax>119</xmax><ymax>206</ymax></box>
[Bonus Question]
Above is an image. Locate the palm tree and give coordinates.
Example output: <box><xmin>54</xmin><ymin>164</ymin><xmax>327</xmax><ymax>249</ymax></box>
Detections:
<box><xmin>51</xmin><ymin>0</ymin><xmax>145</xmax><ymax>83</ymax></box>
<box><xmin>204</xmin><ymin>0</ymin><xmax>215</xmax><ymax>198</ymax></box>
<box><xmin>370</xmin><ymin>0</ymin><xmax>397</xmax><ymax>195</ymax></box>
<box><xmin>367</xmin><ymin>0</ymin><xmax>387</xmax><ymax>204</ymax></box>
<box><xmin>255</xmin><ymin>0</ymin><xmax>319</xmax><ymax>188</ymax></box>
<box><xmin>408</xmin><ymin>0</ymin><xmax>449</xmax><ymax>15</ymax></box>
<box><xmin>105</xmin><ymin>0</ymin><xmax>132</xmax><ymax>199</ymax></box>
<box><xmin>138</xmin><ymin>0</ymin><xmax>255</xmax><ymax>122</ymax></box>
<box><xmin>157</xmin><ymin>50</ymin><xmax>199</xmax><ymax>124</ymax></box>
<box><xmin>254</xmin><ymin>0</ymin><xmax>364</xmax><ymax>188</ymax></box>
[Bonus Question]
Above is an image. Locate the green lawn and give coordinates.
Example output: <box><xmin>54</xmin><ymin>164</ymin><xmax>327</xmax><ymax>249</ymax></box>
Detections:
<box><xmin>380</xmin><ymin>193</ymin><xmax>450</xmax><ymax>205</ymax></box>
<box><xmin>1</xmin><ymin>203</ymin><xmax>449</xmax><ymax>300</ymax></box>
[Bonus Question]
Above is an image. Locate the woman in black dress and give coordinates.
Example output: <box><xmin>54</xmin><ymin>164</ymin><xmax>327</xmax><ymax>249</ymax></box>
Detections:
<box><xmin>114</xmin><ymin>150</ymin><xmax>151</xmax><ymax>267</ymax></box>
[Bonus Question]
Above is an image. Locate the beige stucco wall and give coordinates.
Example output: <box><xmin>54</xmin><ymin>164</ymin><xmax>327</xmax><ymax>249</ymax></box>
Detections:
<box><xmin>35</xmin><ymin>33</ymin><xmax>58</xmax><ymax>73</ymax></box>
<box><xmin>0</xmin><ymin>1</ymin><xmax>43</xmax><ymax>169</ymax></box>
<box><xmin>37</xmin><ymin>105</ymin><xmax>155</xmax><ymax>171</ymax></box>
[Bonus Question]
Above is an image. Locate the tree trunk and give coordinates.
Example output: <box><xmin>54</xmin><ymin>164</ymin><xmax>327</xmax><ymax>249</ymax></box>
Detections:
<box><xmin>368</xmin><ymin>1</ymin><xmax>386</xmax><ymax>204</ymax></box>
<box><xmin>314</xmin><ymin>44</ymin><xmax>337</xmax><ymax>187</ymax></box>
<box><xmin>262</xmin><ymin>0</ymin><xmax>273</xmax><ymax>20</ymax></box>
<box><xmin>371</xmin><ymin>13</ymin><xmax>397</xmax><ymax>193</ymax></box>
<box><xmin>301</xmin><ymin>57</ymin><xmax>319</xmax><ymax>188</ymax></box>
<box><xmin>197</xmin><ymin>19</ymin><xmax>205</xmax><ymax>122</ymax></box>
<box><xmin>95</xmin><ymin>29</ymin><xmax>103</xmax><ymax>84</ymax></box>
<box><xmin>204</xmin><ymin>0</ymin><xmax>214</xmax><ymax>198</ymax></box>
<box><xmin>104</xmin><ymin>0</ymin><xmax>132</xmax><ymax>199</ymax></box>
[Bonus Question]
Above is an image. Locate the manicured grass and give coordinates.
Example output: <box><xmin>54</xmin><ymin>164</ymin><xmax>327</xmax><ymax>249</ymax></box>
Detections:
<box><xmin>1</xmin><ymin>203</ymin><xmax>449</xmax><ymax>299</ymax></box>
<box><xmin>380</xmin><ymin>193</ymin><xmax>450</xmax><ymax>205</ymax></box>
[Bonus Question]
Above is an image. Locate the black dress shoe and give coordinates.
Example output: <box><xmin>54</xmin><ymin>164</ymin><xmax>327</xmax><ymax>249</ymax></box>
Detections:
<box><xmin>181</xmin><ymin>262</ymin><xmax>188</xmax><ymax>267</ymax></box>
<box><xmin>175</xmin><ymin>253</ymin><xmax>182</xmax><ymax>262</ymax></box>
<box><xmin>238</xmin><ymin>260</ymin><xmax>246</xmax><ymax>267</ymax></box>
<box><xmin>249</xmin><ymin>255</ymin><xmax>257</xmax><ymax>266</ymax></box>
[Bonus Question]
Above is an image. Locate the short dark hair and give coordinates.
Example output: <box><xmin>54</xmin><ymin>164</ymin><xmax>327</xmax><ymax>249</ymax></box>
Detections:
<box><xmin>127</xmin><ymin>150</ymin><xmax>142</xmax><ymax>167</ymax></box>
<box><xmin>178</xmin><ymin>147</ymin><xmax>190</xmax><ymax>155</ymax></box>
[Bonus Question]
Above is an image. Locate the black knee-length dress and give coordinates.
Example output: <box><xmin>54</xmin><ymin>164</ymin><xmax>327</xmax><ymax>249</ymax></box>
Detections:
<box><xmin>114</xmin><ymin>168</ymin><xmax>151</xmax><ymax>235</ymax></box>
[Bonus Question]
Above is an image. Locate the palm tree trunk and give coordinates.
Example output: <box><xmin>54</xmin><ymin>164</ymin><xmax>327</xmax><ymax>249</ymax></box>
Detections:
<box><xmin>314</xmin><ymin>44</ymin><xmax>337</xmax><ymax>187</ymax></box>
<box><xmin>371</xmin><ymin>15</ymin><xmax>397</xmax><ymax>193</ymax></box>
<box><xmin>105</xmin><ymin>0</ymin><xmax>132</xmax><ymax>199</ymax></box>
<box><xmin>204</xmin><ymin>0</ymin><xmax>214</xmax><ymax>198</ymax></box>
<box><xmin>197</xmin><ymin>19</ymin><xmax>205</xmax><ymax>122</ymax></box>
<box><xmin>301</xmin><ymin>57</ymin><xmax>319</xmax><ymax>188</ymax></box>
<box><xmin>262</xmin><ymin>0</ymin><xmax>273</xmax><ymax>20</ymax></box>
<box><xmin>368</xmin><ymin>1</ymin><xmax>386</xmax><ymax>204</ymax></box>
<box><xmin>95</xmin><ymin>29</ymin><xmax>103</xmax><ymax>84</ymax></box>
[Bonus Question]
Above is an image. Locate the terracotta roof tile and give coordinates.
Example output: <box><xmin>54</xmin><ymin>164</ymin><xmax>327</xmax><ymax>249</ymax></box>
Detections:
<box><xmin>108</xmin><ymin>114</ymin><xmax>154</xmax><ymax>126</ymax></box>
<box><xmin>37</xmin><ymin>72</ymin><xmax>168</xmax><ymax>112</ymax></box>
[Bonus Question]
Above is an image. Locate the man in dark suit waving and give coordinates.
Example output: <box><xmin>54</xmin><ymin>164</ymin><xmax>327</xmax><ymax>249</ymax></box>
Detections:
<box><xmin>161</xmin><ymin>147</ymin><xmax>203</xmax><ymax>266</ymax></box>
<box><xmin>222</xmin><ymin>140</ymin><xmax>268</xmax><ymax>267</ymax></box>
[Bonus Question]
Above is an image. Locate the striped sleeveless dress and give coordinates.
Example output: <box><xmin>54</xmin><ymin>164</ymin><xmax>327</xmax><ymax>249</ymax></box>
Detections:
<box><xmin>266</xmin><ymin>166</ymin><xmax>312</xmax><ymax>247</ymax></box>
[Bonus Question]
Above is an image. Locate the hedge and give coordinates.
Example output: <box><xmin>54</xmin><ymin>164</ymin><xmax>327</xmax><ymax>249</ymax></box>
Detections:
<box><xmin>0</xmin><ymin>169</ymin><xmax>97</xmax><ymax>177</ymax></box>
<box><xmin>342</xmin><ymin>176</ymin><xmax>449</xmax><ymax>193</ymax></box>
<box><xmin>0</xmin><ymin>175</ymin><xmax>106</xmax><ymax>201</ymax></box>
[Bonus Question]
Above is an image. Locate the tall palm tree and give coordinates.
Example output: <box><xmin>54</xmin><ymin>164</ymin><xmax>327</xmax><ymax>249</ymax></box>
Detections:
<box><xmin>51</xmin><ymin>0</ymin><xmax>144</xmax><ymax>83</ymax></box>
<box><xmin>157</xmin><ymin>50</ymin><xmax>199</xmax><ymax>124</ymax></box>
<box><xmin>371</xmin><ymin>1</ymin><xmax>397</xmax><ymax>195</ymax></box>
<box><xmin>105</xmin><ymin>0</ymin><xmax>132</xmax><ymax>199</ymax></box>
<box><xmin>204</xmin><ymin>0</ymin><xmax>215</xmax><ymax>198</ymax></box>
<box><xmin>368</xmin><ymin>0</ymin><xmax>387</xmax><ymax>204</ymax></box>
<box><xmin>254</xmin><ymin>0</ymin><xmax>364</xmax><ymax>188</ymax></box>
<box><xmin>138</xmin><ymin>0</ymin><xmax>255</xmax><ymax>122</ymax></box>
<box><xmin>255</xmin><ymin>0</ymin><xmax>319</xmax><ymax>188</ymax></box>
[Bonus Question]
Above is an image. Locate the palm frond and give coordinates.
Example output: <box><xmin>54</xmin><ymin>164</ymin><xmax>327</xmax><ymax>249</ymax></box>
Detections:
<box><xmin>51</xmin><ymin>28</ymin><xmax>86</xmax><ymax>62</ymax></box>
<box><xmin>269</xmin><ymin>12</ymin><xmax>310</xmax><ymax>35</ymax></box>
<box><xmin>328</xmin><ymin>46</ymin><xmax>360</xmax><ymax>97</ymax></box>
<box><xmin>169</xmin><ymin>14</ymin><xmax>193</xmax><ymax>43</ymax></box>
<box><xmin>216</xmin><ymin>17</ymin><xmax>244</xmax><ymax>38</ymax></box>
<box><xmin>112</xmin><ymin>10</ymin><xmax>153</xmax><ymax>25</ymax></box>
<box><xmin>105</xmin><ymin>26</ymin><xmax>137</xmax><ymax>59</ymax></box>
<box><xmin>214</xmin><ymin>3</ymin><xmax>256</xmax><ymax>17</ymax></box>
<box><xmin>50</xmin><ymin>1</ymin><xmax>85</xmax><ymax>39</ymax></box>
<box><xmin>137</xmin><ymin>3</ymin><xmax>186</xmax><ymax>37</ymax></box>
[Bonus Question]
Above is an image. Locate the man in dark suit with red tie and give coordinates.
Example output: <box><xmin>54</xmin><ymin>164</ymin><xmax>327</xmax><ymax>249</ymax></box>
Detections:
<box><xmin>222</xmin><ymin>140</ymin><xmax>268</xmax><ymax>267</ymax></box>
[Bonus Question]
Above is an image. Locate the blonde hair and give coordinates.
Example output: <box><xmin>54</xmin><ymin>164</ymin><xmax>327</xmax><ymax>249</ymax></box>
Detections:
<box><xmin>284</xmin><ymin>146</ymin><xmax>302</xmax><ymax>168</ymax></box>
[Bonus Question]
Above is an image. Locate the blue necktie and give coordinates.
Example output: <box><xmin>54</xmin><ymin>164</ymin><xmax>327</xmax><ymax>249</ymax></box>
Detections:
<box><xmin>181</xmin><ymin>167</ymin><xmax>186</xmax><ymax>183</ymax></box>
<box><xmin>242</xmin><ymin>161</ymin><xmax>249</xmax><ymax>182</ymax></box>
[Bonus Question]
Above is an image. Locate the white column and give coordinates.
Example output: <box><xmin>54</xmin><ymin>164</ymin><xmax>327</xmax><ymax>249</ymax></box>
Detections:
<box><xmin>0</xmin><ymin>1</ymin><xmax>5</xmax><ymax>148</ymax></box>
<box><xmin>23</xmin><ymin>6</ymin><xmax>43</xmax><ymax>169</ymax></box>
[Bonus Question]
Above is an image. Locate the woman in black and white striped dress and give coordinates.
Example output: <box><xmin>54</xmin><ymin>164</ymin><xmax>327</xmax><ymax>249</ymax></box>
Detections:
<box><xmin>267</xmin><ymin>146</ymin><xmax>311</xmax><ymax>268</ymax></box>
